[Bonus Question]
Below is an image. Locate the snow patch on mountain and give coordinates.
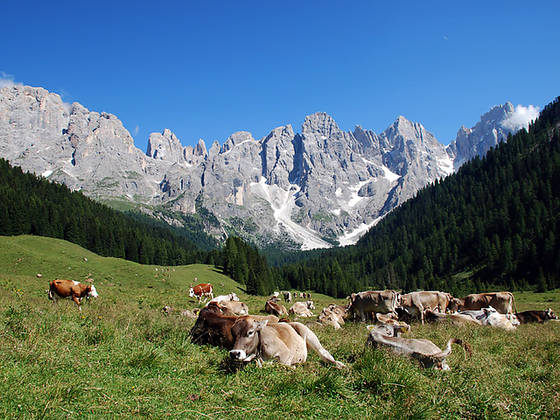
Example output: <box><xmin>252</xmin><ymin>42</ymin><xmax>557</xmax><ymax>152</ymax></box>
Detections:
<box><xmin>381</xmin><ymin>165</ymin><xmax>400</xmax><ymax>182</ymax></box>
<box><xmin>250</xmin><ymin>177</ymin><xmax>331</xmax><ymax>250</ymax></box>
<box><xmin>337</xmin><ymin>216</ymin><xmax>383</xmax><ymax>247</ymax></box>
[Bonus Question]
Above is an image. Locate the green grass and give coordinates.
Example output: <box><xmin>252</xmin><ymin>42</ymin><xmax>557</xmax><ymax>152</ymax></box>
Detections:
<box><xmin>1</xmin><ymin>235</ymin><xmax>559</xmax><ymax>419</ymax></box>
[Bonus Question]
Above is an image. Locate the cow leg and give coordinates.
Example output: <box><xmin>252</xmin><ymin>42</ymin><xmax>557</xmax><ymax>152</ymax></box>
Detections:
<box><xmin>291</xmin><ymin>323</ymin><xmax>345</xmax><ymax>369</ymax></box>
<box><xmin>72</xmin><ymin>296</ymin><xmax>82</xmax><ymax>310</ymax></box>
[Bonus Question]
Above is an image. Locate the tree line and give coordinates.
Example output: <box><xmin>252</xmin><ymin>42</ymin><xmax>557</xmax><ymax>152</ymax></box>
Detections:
<box><xmin>0</xmin><ymin>160</ymin><xmax>211</xmax><ymax>266</ymax></box>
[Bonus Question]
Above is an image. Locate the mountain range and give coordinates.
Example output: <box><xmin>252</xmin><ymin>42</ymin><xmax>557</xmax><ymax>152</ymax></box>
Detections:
<box><xmin>0</xmin><ymin>85</ymin><xmax>531</xmax><ymax>250</ymax></box>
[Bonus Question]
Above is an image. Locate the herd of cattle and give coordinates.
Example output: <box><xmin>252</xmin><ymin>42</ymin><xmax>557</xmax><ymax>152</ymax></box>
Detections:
<box><xmin>187</xmin><ymin>284</ymin><xmax>559</xmax><ymax>370</ymax></box>
<box><xmin>47</xmin><ymin>279</ymin><xmax>559</xmax><ymax>370</ymax></box>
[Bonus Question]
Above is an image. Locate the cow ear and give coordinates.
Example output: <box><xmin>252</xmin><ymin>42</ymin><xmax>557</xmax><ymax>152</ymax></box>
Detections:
<box><xmin>255</xmin><ymin>320</ymin><xmax>268</xmax><ymax>330</ymax></box>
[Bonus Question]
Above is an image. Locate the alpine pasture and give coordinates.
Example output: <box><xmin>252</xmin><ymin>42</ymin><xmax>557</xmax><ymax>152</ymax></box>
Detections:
<box><xmin>1</xmin><ymin>235</ymin><xmax>559</xmax><ymax>419</ymax></box>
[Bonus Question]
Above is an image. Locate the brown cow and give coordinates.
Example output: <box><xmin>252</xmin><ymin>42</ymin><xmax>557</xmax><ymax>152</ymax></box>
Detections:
<box><xmin>348</xmin><ymin>290</ymin><xmax>399</xmax><ymax>322</ymax></box>
<box><xmin>448</xmin><ymin>292</ymin><xmax>516</xmax><ymax>315</ymax></box>
<box><xmin>229</xmin><ymin>318</ymin><xmax>345</xmax><ymax>368</ymax></box>
<box><xmin>397</xmin><ymin>291</ymin><xmax>452</xmax><ymax>324</ymax></box>
<box><xmin>48</xmin><ymin>279</ymin><xmax>98</xmax><ymax>311</ymax></box>
<box><xmin>265</xmin><ymin>299</ymin><xmax>288</xmax><ymax>317</ymax></box>
<box><xmin>514</xmin><ymin>309</ymin><xmax>558</xmax><ymax>324</ymax></box>
<box><xmin>289</xmin><ymin>301</ymin><xmax>315</xmax><ymax>317</ymax></box>
<box><xmin>189</xmin><ymin>283</ymin><xmax>213</xmax><ymax>303</ymax></box>
<box><xmin>318</xmin><ymin>304</ymin><xmax>348</xmax><ymax>329</ymax></box>
<box><xmin>190</xmin><ymin>305</ymin><xmax>278</xmax><ymax>349</ymax></box>
<box><xmin>217</xmin><ymin>300</ymin><xmax>249</xmax><ymax>316</ymax></box>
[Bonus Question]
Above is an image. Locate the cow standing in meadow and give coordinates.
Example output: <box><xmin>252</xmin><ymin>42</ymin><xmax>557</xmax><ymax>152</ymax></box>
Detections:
<box><xmin>348</xmin><ymin>290</ymin><xmax>399</xmax><ymax>322</ymax></box>
<box><xmin>48</xmin><ymin>279</ymin><xmax>98</xmax><ymax>311</ymax></box>
<box><xmin>397</xmin><ymin>291</ymin><xmax>452</xmax><ymax>324</ymax></box>
<box><xmin>189</xmin><ymin>283</ymin><xmax>213</xmax><ymax>303</ymax></box>
<box><xmin>448</xmin><ymin>292</ymin><xmax>516</xmax><ymax>315</ymax></box>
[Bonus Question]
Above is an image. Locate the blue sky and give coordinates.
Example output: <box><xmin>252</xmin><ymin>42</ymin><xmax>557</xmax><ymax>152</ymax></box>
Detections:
<box><xmin>2</xmin><ymin>1</ymin><xmax>558</xmax><ymax>151</ymax></box>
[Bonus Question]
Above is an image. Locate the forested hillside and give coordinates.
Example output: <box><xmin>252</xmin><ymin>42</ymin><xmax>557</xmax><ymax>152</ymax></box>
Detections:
<box><xmin>0</xmin><ymin>159</ymin><xmax>213</xmax><ymax>266</ymax></box>
<box><xmin>277</xmin><ymin>97</ymin><xmax>560</xmax><ymax>297</ymax></box>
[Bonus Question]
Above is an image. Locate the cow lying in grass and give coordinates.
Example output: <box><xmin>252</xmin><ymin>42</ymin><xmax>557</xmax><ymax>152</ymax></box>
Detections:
<box><xmin>229</xmin><ymin>318</ymin><xmax>346</xmax><ymax>369</ymax></box>
<box><xmin>366</xmin><ymin>314</ymin><xmax>471</xmax><ymax>370</ymax></box>
<box><xmin>515</xmin><ymin>309</ymin><xmax>558</xmax><ymax>324</ymax></box>
<box><xmin>190</xmin><ymin>304</ymin><xmax>278</xmax><ymax>349</ymax></box>
<box><xmin>460</xmin><ymin>307</ymin><xmax>519</xmax><ymax>330</ymax></box>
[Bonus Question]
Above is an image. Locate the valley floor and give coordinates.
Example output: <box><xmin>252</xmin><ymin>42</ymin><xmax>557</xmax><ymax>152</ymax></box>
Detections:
<box><xmin>0</xmin><ymin>236</ymin><xmax>559</xmax><ymax>419</ymax></box>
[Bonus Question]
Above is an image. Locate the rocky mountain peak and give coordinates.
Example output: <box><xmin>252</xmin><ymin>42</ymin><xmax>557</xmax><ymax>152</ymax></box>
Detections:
<box><xmin>302</xmin><ymin>112</ymin><xmax>341</xmax><ymax>138</ymax></box>
<box><xmin>146</xmin><ymin>128</ymin><xmax>184</xmax><ymax>162</ymax></box>
<box><xmin>220</xmin><ymin>131</ymin><xmax>255</xmax><ymax>153</ymax></box>
<box><xmin>447</xmin><ymin>101</ymin><xmax>518</xmax><ymax>170</ymax></box>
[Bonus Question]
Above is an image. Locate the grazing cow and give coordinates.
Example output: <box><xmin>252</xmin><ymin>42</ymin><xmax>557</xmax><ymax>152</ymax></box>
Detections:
<box><xmin>397</xmin><ymin>291</ymin><xmax>452</xmax><ymax>324</ymax></box>
<box><xmin>207</xmin><ymin>292</ymin><xmax>239</xmax><ymax>306</ymax></box>
<box><xmin>515</xmin><ymin>309</ymin><xmax>558</xmax><ymax>324</ymax></box>
<box><xmin>229</xmin><ymin>318</ymin><xmax>345</xmax><ymax>368</ymax></box>
<box><xmin>318</xmin><ymin>304</ymin><xmax>348</xmax><ymax>329</ymax></box>
<box><xmin>265</xmin><ymin>299</ymin><xmax>288</xmax><ymax>317</ymax></box>
<box><xmin>460</xmin><ymin>307</ymin><xmax>518</xmax><ymax>330</ymax></box>
<box><xmin>283</xmin><ymin>291</ymin><xmax>292</xmax><ymax>303</ymax></box>
<box><xmin>448</xmin><ymin>292</ymin><xmax>516</xmax><ymax>315</ymax></box>
<box><xmin>366</xmin><ymin>318</ymin><xmax>471</xmax><ymax>370</ymax></box>
<box><xmin>190</xmin><ymin>305</ymin><xmax>278</xmax><ymax>349</ymax></box>
<box><xmin>48</xmin><ymin>279</ymin><xmax>98</xmax><ymax>311</ymax></box>
<box><xmin>424</xmin><ymin>309</ymin><xmax>482</xmax><ymax>326</ymax></box>
<box><xmin>189</xmin><ymin>283</ymin><xmax>214</xmax><ymax>303</ymax></box>
<box><xmin>289</xmin><ymin>301</ymin><xmax>315</xmax><ymax>317</ymax></box>
<box><xmin>348</xmin><ymin>290</ymin><xmax>399</xmax><ymax>322</ymax></box>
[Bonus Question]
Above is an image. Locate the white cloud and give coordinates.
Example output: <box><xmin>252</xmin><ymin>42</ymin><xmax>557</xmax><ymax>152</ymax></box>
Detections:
<box><xmin>0</xmin><ymin>71</ymin><xmax>20</xmax><ymax>88</ymax></box>
<box><xmin>501</xmin><ymin>104</ymin><xmax>540</xmax><ymax>132</ymax></box>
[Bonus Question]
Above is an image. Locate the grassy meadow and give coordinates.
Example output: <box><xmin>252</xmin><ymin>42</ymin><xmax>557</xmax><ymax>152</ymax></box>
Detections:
<box><xmin>0</xmin><ymin>235</ymin><xmax>559</xmax><ymax>419</ymax></box>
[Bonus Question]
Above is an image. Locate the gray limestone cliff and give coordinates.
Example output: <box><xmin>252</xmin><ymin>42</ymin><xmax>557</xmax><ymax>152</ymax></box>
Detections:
<box><xmin>0</xmin><ymin>84</ymin><xmax>526</xmax><ymax>250</ymax></box>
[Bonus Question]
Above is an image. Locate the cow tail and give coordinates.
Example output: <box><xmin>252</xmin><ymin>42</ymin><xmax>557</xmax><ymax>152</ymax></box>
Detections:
<box><xmin>511</xmin><ymin>292</ymin><xmax>518</xmax><ymax>315</ymax></box>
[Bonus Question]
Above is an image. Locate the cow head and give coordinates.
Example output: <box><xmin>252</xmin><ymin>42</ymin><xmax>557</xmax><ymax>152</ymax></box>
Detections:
<box><xmin>447</xmin><ymin>298</ymin><xmax>462</xmax><ymax>313</ymax></box>
<box><xmin>229</xmin><ymin>318</ymin><xmax>268</xmax><ymax>363</ymax></box>
<box><xmin>306</xmin><ymin>300</ymin><xmax>315</xmax><ymax>310</ymax></box>
<box><xmin>87</xmin><ymin>285</ymin><xmax>99</xmax><ymax>299</ymax></box>
<box><xmin>545</xmin><ymin>308</ymin><xmax>558</xmax><ymax>320</ymax></box>
<box><xmin>188</xmin><ymin>287</ymin><xmax>195</xmax><ymax>297</ymax></box>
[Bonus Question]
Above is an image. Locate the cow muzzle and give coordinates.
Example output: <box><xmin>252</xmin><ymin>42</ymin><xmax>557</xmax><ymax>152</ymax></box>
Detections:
<box><xmin>229</xmin><ymin>349</ymin><xmax>255</xmax><ymax>362</ymax></box>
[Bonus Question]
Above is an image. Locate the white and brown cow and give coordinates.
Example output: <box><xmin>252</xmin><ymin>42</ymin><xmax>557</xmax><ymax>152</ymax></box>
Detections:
<box><xmin>189</xmin><ymin>283</ymin><xmax>214</xmax><ymax>303</ymax></box>
<box><xmin>48</xmin><ymin>279</ymin><xmax>98</xmax><ymax>311</ymax></box>
<box><xmin>515</xmin><ymin>309</ymin><xmax>558</xmax><ymax>324</ymax></box>
<box><xmin>229</xmin><ymin>318</ymin><xmax>346</xmax><ymax>369</ymax></box>
<box><xmin>397</xmin><ymin>291</ymin><xmax>452</xmax><ymax>324</ymax></box>
<box><xmin>460</xmin><ymin>307</ymin><xmax>519</xmax><ymax>330</ymax></box>
<box><xmin>348</xmin><ymin>290</ymin><xmax>399</xmax><ymax>322</ymax></box>
<box><xmin>448</xmin><ymin>292</ymin><xmax>516</xmax><ymax>315</ymax></box>
<box><xmin>207</xmin><ymin>292</ymin><xmax>239</xmax><ymax>306</ymax></box>
<box><xmin>289</xmin><ymin>301</ymin><xmax>315</xmax><ymax>317</ymax></box>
